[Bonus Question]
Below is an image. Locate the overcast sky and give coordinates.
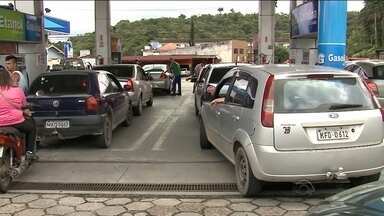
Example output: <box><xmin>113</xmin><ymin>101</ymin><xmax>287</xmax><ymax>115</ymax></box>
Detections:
<box><xmin>1</xmin><ymin>0</ymin><xmax>365</xmax><ymax>35</ymax></box>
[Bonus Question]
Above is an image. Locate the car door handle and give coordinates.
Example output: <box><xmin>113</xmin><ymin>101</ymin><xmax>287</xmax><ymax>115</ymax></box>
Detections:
<box><xmin>232</xmin><ymin>115</ymin><xmax>240</xmax><ymax>121</ymax></box>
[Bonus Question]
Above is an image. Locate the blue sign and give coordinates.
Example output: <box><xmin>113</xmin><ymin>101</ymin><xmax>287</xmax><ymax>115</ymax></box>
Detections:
<box><xmin>44</xmin><ymin>16</ymin><xmax>70</xmax><ymax>34</ymax></box>
<box><xmin>291</xmin><ymin>1</ymin><xmax>318</xmax><ymax>38</ymax></box>
<box><xmin>25</xmin><ymin>14</ymin><xmax>42</xmax><ymax>42</ymax></box>
<box><xmin>317</xmin><ymin>0</ymin><xmax>347</xmax><ymax>68</ymax></box>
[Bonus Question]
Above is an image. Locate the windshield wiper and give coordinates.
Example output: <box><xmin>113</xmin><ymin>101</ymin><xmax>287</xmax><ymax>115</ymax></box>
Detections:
<box><xmin>329</xmin><ymin>104</ymin><xmax>363</xmax><ymax>110</ymax></box>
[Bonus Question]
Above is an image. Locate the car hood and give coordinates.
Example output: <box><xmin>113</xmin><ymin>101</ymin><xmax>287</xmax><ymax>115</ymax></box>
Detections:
<box><xmin>309</xmin><ymin>181</ymin><xmax>384</xmax><ymax>215</ymax></box>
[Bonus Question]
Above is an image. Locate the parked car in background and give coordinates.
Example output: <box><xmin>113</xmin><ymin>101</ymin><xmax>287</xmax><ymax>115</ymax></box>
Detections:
<box><xmin>145</xmin><ymin>67</ymin><xmax>172</xmax><ymax>94</ymax></box>
<box><xmin>28</xmin><ymin>70</ymin><xmax>133</xmax><ymax>148</ymax></box>
<box><xmin>345</xmin><ymin>60</ymin><xmax>384</xmax><ymax>106</ymax></box>
<box><xmin>200</xmin><ymin>64</ymin><xmax>384</xmax><ymax>196</ymax></box>
<box><xmin>309</xmin><ymin>181</ymin><xmax>384</xmax><ymax>215</ymax></box>
<box><xmin>63</xmin><ymin>58</ymin><xmax>86</xmax><ymax>70</ymax></box>
<box><xmin>181</xmin><ymin>68</ymin><xmax>191</xmax><ymax>77</ymax></box>
<box><xmin>194</xmin><ymin>63</ymin><xmax>247</xmax><ymax>115</ymax></box>
<box><xmin>93</xmin><ymin>64</ymin><xmax>153</xmax><ymax>116</ymax></box>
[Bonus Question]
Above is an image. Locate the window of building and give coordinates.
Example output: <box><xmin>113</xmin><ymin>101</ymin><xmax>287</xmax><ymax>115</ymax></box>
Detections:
<box><xmin>234</xmin><ymin>48</ymin><xmax>238</xmax><ymax>54</ymax></box>
<box><xmin>240</xmin><ymin>49</ymin><xmax>244</xmax><ymax>54</ymax></box>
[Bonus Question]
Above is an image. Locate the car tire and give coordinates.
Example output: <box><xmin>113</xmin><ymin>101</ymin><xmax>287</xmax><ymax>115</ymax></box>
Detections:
<box><xmin>122</xmin><ymin>105</ymin><xmax>133</xmax><ymax>127</ymax></box>
<box><xmin>133</xmin><ymin>97</ymin><xmax>143</xmax><ymax>116</ymax></box>
<box><xmin>194</xmin><ymin>99</ymin><xmax>199</xmax><ymax>116</ymax></box>
<box><xmin>146</xmin><ymin>96</ymin><xmax>153</xmax><ymax>107</ymax></box>
<box><xmin>96</xmin><ymin>115</ymin><xmax>112</xmax><ymax>148</ymax></box>
<box><xmin>200</xmin><ymin>118</ymin><xmax>213</xmax><ymax>149</ymax></box>
<box><xmin>235</xmin><ymin>146</ymin><xmax>262</xmax><ymax>197</ymax></box>
<box><xmin>0</xmin><ymin>151</ymin><xmax>11</xmax><ymax>193</ymax></box>
<box><xmin>350</xmin><ymin>173</ymin><xmax>381</xmax><ymax>187</ymax></box>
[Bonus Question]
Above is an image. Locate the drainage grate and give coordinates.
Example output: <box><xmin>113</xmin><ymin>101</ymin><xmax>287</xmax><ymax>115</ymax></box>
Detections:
<box><xmin>10</xmin><ymin>182</ymin><xmax>238</xmax><ymax>192</ymax></box>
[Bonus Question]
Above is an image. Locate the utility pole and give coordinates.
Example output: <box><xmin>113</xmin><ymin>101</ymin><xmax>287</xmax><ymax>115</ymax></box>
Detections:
<box><xmin>190</xmin><ymin>17</ymin><xmax>195</xmax><ymax>46</ymax></box>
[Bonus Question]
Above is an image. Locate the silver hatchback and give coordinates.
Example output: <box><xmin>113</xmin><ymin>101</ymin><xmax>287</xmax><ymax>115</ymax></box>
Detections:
<box><xmin>200</xmin><ymin>64</ymin><xmax>384</xmax><ymax>196</ymax></box>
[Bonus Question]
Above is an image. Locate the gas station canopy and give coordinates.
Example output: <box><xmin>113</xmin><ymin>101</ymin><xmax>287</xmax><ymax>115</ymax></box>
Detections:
<box><xmin>44</xmin><ymin>16</ymin><xmax>70</xmax><ymax>35</ymax></box>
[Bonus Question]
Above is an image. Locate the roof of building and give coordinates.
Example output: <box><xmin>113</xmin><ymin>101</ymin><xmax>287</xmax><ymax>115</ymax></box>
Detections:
<box><xmin>47</xmin><ymin>45</ymin><xmax>65</xmax><ymax>55</ymax></box>
<box><xmin>159</xmin><ymin>43</ymin><xmax>177</xmax><ymax>52</ymax></box>
<box><xmin>122</xmin><ymin>55</ymin><xmax>218</xmax><ymax>64</ymax></box>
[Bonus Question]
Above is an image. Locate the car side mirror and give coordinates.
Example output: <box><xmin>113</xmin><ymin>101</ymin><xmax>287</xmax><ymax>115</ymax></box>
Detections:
<box><xmin>190</xmin><ymin>77</ymin><xmax>198</xmax><ymax>82</ymax></box>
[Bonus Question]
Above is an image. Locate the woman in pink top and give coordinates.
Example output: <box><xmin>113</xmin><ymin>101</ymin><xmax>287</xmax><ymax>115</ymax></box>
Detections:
<box><xmin>0</xmin><ymin>66</ymin><xmax>35</xmax><ymax>155</ymax></box>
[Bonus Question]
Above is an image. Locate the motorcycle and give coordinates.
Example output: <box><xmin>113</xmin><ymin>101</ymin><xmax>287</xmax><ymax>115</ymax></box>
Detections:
<box><xmin>0</xmin><ymin>127</ymin><xmax>33</xmax><ymax>193</ymax></box>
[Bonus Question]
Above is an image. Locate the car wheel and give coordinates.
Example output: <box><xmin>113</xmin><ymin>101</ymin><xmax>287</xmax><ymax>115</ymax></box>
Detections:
<box><xmin>133</xmin><ymin>97</ymin><xmax>143</xmax><ymax>116</ymax></box>
<box><xmin>200</xmin><ymin>118</ymin><xmax>213</xmax><ymax>149</ymax></box>
<box><xmin>146</xmin><ymin>96</ymin><xmax>153</xmax><ymax>107</ymax></box>
<box><xmin>350</xmin><ymin>173</ymin><xmax>381</xmax><ymax>187</ymax></box>
<box><xmin>122</xmin><ymin>105</ymin><xmax>133</xmax><ymax>127</ymax></box>
<box><xmin>96</xmin><ymin>115</ymin><xmax>113</xmax><ymax>148</ymax></box>
<box><xmin>235</xmin><ymin>146</ymin><xmax>262</xmax><ymax>197</ymax></box>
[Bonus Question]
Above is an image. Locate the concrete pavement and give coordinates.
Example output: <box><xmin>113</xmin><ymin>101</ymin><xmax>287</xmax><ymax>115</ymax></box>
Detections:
<box><xmin>16</xmin><ymin>80</ymin><xmax>236</xmax><ymax>185</ymax></box>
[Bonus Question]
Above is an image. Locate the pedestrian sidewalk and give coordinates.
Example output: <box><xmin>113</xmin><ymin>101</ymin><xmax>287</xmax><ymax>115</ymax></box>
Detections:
<box><xmin>0</xmin><ymin>193</ymin><xmax>323</xmax><ymax>216</ymax></box>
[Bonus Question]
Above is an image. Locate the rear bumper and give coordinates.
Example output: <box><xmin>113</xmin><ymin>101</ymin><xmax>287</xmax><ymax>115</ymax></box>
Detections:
<box><xmin>34</xmin><ymin>115</ymin><xmax>106</xmax><ymax>140</ymax></box>
<box><xmin>151</xmin><ymin>81</ymin><xmax>169</xmax><ymax>90</ymax></box>
<box><xmin>247</xmin><ymin>142</ymin><xmax>384</xmax><ymax>182</ymax></box>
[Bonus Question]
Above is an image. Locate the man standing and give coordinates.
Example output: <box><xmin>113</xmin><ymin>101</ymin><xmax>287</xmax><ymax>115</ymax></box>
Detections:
<box><xmin>193</xmin><ymin>62</ymin><xmax>204</xmax><ymax>79</ymax></box>
<box><xmin>5</xmin><ymin>55</ymin><xmax>28</xmax><ymax>94</ymax></box>
<box><xmin>170</xmin><ymin>58</ymin><xmax>182</xmax><ymax>96</ymax></box>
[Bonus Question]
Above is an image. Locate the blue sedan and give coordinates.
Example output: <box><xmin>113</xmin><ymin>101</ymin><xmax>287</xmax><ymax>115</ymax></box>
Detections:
<box><xmin>28</xmin><ymin>70</ymin><xmax>133</xmax><ymax>148</ymax></box>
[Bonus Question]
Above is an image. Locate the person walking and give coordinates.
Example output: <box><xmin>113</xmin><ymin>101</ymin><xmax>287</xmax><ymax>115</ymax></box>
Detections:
<box><xmin>170</xmin><ymin>58</ymin><xmax>182</xmax><ymax>96</ymax></box>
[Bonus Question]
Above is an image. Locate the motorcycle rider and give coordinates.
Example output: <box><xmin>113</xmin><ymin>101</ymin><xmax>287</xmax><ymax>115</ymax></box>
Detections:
<box><xmin>0</xmin><ymin>66</ymin><xmax>35</xmax><ymax>159</ymax></box>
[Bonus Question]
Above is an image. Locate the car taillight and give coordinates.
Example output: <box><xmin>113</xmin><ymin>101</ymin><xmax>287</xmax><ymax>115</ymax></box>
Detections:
<box><xmin>160</xmin><ymin>73</ymin><xmax>167</xmax><ymax>80</ymax></box>
<box><xmin>126</xmin><ymin>79</ymin><xmax>134</xmax><ymax>91</ymax></box>
<box><xmin>85</xmin><ymin>96</ymin><xmax>100</xmax><ymax>112</ymax></box>
<box><xmin>261</xmin><ymin>75</ymin><xmax>275</xmax><ymax>127</ymax></box>
<box><xmin>366</xmin><ymin>80</ymin><xmax>379</xmax><ymax>97</ymax></box>
<box><xmin>380</xmin><ymin>108</ymin><xmax>384</xmax><ymax>122</ymax></box>
<box><xmin>362</xmin><ymin>80</ymin><xmax>383</xmax><ymax>121</ymax></box>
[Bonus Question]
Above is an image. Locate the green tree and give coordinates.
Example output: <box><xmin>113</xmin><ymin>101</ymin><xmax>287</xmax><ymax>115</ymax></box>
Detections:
<box><xmin>274</xmin><ymin>46</ymin><xmax>289</xmax><ymax>63</ymax></box>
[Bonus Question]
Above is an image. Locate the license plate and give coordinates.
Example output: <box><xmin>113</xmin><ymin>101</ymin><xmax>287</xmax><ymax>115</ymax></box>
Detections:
<box><xmin>45</xmin><ymin>120</ymin><xmax>70</xmax><ymax>129</ymax></box>
<box><xmin>0</xmin><ymin>147</ymin><xmax>3</xmax><ymax>158</ymax></box>
<box><xmin>316</xmin><ymin>127</ymin><xmax>351</xmax><ymax>141</ymax></box>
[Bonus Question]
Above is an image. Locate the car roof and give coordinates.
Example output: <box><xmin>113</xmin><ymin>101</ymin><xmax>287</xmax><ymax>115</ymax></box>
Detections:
<box><xmin>350</xmin><ymin>59</ymin><xmax>384</xmax><ymax>66</ymax></box>
<box><xmin>239</xmin><ymin>64</ymin><xmax>353</xmax><ymax>76</ymax></box>
<box><xmin>208</xmin><ymin>63</ymin><xmax>250</xmax><ymax>69</ymax></box>
<box><xmin>93</xmin><ymin>64</ymin><xmax>137</xmax><ymax>68</ymax></box>
<box><xmin>40</xmin><ymin>70</ymin><xmax>109</xmax><ymax>76</ymax></box>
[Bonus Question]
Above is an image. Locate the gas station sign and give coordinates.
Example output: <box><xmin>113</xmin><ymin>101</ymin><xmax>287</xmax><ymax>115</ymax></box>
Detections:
<box><xmin>0</xmin><ymin>8</ymin><xmax>25</xmax><ymax>42</ymax></box>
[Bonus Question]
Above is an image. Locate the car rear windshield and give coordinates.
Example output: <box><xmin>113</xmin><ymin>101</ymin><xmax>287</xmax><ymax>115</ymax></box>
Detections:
<box><xmin>373</xmin><ymin>65</ymin><xmax>384</xmax><ymax>79</ymax></box>
<box><xmin>29</xmin><ymin>74</ymin><xmax>89</xmax><ymax>96</ymax></box>
<box><xmin>149</xmin><ymin>71</ymin><xmax>162</xmax><ymax>79</ymax></box>
<box><xmin>209</xmin><ymin>66</ymin><xmax>235</xmax><ymax>83</ymax></box>
<box><xmin>274</xmin><ymin>77</ymin><xmax>376</xmax><ymax>113</ymax></box>
<box><xmin>95</xmin><ymin>66</ymin><xmax>134</xmax><ymax>78</ymax></box>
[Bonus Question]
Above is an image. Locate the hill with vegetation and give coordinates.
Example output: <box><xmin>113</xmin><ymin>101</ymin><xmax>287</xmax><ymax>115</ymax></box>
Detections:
<box><xmin>63</xmin><ymin>12</ymin><xmax>289</xmax><ymax>57</ymax></box>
